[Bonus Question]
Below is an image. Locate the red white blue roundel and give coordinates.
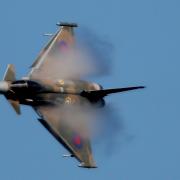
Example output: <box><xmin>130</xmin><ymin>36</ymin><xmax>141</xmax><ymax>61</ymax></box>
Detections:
<box><xmin>58</xmin><ymin>40</ymin><xmax>68</xmax><ymax>51</ymax></box>
<box><xmin>72</xmin><ymin>134</ymin><xmax>83</xmax><ymax>149</ymax></box>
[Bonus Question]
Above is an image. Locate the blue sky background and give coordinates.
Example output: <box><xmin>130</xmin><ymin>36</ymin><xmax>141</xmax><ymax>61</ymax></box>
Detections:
<box><xmin>0</xmin><ymin>0</ymin><xmax>180</xmax><ymax>179</ymax></box>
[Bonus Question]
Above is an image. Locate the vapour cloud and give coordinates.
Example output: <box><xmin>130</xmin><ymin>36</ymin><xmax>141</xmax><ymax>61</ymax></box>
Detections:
<box><xmin>32</xmin><ymin>27</ymin><xmax>114</xmax><ymax>80</ymax></box>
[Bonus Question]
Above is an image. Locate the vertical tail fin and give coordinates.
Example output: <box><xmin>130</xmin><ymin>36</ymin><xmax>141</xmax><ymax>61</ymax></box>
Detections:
<box><xmin>3</xmin><ymin>64</ymin><xmax>20</xmax><ymax>115</ymax></box>
<box><xmin>8</xmin><ymin>99</ymin><xmax>21</xmax><ymax>115</ymax></box>
<box><xmin>3</xmin><ymin>64</ymin><xmax>16</xmax><ymax>81</ymax></box>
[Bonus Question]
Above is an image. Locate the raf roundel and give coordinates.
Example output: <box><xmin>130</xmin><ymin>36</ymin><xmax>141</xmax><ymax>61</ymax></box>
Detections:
<box><xmin>72</xmin><ymin>134</ymin><xmax>83</xmax><ymax>149</ymax></box>
<box><xmin>58</xmin><ymin>40</ymin><xmax>68</xmax><ymax>51</ymax></box>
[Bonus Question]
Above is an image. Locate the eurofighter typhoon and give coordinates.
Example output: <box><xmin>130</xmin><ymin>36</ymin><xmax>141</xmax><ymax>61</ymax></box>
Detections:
<box><xmin>0</xmin><ymin>22</ymin><xmax>144</xmax><ymax>168</ymax></box>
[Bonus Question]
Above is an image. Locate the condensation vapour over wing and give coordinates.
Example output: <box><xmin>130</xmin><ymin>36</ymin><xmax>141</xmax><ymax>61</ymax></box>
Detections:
<box><xmin>31</xmin><ymin>26</ymin><xmax>114</xmax><ymax>80</ymax></box>
<box><xmin>76</xmin><ymin>27</ymin><xmax>114</xmax><ymax>78</ymax></box>
<box><xmin>91</xmin><ymin>104</ymin><xmax>124</xmax><ymax>155</ymax></box>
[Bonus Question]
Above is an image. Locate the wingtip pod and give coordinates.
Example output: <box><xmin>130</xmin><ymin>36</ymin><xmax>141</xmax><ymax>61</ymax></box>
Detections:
<box><xmin>56</xmin><ymin>22</ymin><xmax>78</xmax><ymax>27</ymax></box>
<box><xmin>78</xmin><ymin>162</ymin><xmax>97</xmax><ymax>169</ymax></box>
<box><xmin>77</xmin><ymin>153</ymin><xmax>97</xmax><ymax>169</ymax></box>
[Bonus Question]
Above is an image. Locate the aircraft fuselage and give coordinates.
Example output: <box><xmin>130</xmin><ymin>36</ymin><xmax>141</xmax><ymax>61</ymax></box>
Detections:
<box><xmin>0</xmin><ymin>79</ymin><xmax>104</xmax><ymax>107</ymax></box>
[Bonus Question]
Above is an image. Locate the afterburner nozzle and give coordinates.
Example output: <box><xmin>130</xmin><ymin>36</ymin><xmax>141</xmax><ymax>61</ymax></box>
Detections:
<box><xmin>0</xmin><ymin>81</ymin><xmax>9</xmax><ymax>94</ymax></box>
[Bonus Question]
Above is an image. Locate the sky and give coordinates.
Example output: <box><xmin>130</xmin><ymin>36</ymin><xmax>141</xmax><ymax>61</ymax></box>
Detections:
<box><xmin>0</xmin><ymin>0</ymin><xmax>180</xmax><ymax>179</ymax></box>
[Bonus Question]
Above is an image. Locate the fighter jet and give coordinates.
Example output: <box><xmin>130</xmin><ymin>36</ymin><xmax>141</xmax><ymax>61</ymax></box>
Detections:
<box><xmin>0</xmin><ymin>22</ymin><xmax>144</xmax><ymax>168</ymax></box>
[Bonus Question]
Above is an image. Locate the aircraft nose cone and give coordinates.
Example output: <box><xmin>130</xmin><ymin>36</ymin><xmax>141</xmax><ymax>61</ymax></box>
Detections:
<box><xmin>0</xmin><ymin>81</ymin><xmax>9</xmax><ymax>94</ymax></box>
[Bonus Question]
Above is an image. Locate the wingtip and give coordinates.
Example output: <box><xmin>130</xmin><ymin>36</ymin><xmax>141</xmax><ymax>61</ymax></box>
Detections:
<box><xmin>78</xmin><ymin>162</ymin><xmax>97</xmax><ymax>169</ymax></box>
<box><xmin>56</xmin><ymin>22</ymin><xmax>78</xmax><ymax>27</ymax></box>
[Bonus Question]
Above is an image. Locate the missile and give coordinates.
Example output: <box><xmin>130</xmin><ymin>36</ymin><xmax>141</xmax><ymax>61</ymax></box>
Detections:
<box><xmin>62</xmin><ymin>154</ymin><xmax>74</xmax><ymax>157</ymax></box>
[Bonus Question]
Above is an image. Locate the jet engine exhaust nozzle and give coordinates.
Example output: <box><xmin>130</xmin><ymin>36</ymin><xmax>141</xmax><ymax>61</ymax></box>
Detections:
<box><xmin>0</xmin><ymin>81</ymin><xmax>9</xmax><ymax>94</ymax></box>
